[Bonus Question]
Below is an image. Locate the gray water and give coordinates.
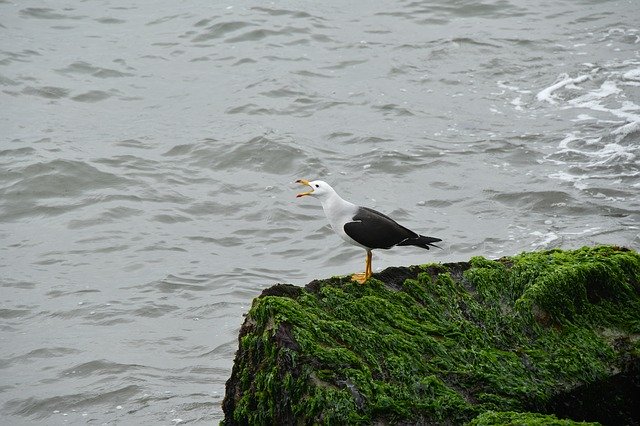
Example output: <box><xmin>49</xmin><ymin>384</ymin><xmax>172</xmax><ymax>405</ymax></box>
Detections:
<box><xmin>1</xmin><ymin>0</ymin><xmax>639</xmax><ymax>424</ymax></box>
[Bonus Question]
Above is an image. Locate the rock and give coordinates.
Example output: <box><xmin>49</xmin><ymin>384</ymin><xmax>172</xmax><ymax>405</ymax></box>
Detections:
<box><xmin>467</xmin><ymin>411</ymin><xmax>600</xmax><ymax>425</ymax></box>
<box><xmin>222</xmin><ymin>246</ymin><xmax>640</xmax><ymax>425</ymax></box>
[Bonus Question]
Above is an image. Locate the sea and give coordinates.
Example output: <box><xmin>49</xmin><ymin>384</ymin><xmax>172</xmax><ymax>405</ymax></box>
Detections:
<box><xmin>1</xmin><ymin>0</ymin><xmax>639</xmax><ymax>424</ymax></box>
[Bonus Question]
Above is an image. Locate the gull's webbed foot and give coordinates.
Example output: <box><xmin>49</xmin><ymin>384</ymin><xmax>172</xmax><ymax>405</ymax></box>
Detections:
<box><xmin>351</xmin><ymin>272</ymin><xmax>367</xmax><ymax>284</ymax></box>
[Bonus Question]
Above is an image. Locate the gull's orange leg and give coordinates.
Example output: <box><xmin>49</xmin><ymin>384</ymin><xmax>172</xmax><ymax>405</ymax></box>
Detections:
<box><xmin>351</xmin><ymin>250</ymin><xmax>372</xmax><ymax>284</ymax></box>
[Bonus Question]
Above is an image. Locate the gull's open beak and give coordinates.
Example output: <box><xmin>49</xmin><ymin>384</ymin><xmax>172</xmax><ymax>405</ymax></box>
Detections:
<box><xmin>296</xmin><ymin>179</ymin><xmax>313</xmax><ymax>198</ymax></box>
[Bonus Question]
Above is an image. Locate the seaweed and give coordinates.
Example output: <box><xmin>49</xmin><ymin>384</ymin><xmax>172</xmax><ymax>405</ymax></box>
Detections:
<box><xmin>222</xmin><ymin>246</ymin><xmax>640</xmax><ymax>425</ymax></box>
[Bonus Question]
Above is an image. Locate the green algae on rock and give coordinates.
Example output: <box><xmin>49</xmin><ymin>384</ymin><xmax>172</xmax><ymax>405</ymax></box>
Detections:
<box><xmin>467</xmin><ymin>410</ymin><xmax>600</xmax><ymax>425</ymax></box>
<box><xmin>222</xmin><ymin>246</ymin><xmax>640</xmax><ymax>425</ymax></box>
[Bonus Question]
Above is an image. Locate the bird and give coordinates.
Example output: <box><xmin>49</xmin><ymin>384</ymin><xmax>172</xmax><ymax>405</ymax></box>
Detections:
<box><xmin>295</xmin><ymin>179</ymin><xmax>442</xmax><ymax>283</ymax></box>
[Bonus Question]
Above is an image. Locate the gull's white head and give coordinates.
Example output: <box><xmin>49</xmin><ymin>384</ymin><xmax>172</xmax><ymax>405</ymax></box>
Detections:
<box><xmin>295</xmin><ymin>179</ymin><xmax>335</xmax><ymax>200</ymax></box>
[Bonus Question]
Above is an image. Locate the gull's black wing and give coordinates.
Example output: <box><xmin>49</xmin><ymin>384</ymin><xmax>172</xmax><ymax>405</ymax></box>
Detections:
<box><xmin>343</xmin><ymin>206</ymin><xmax>417</xmax><ymax>250</ymax></box>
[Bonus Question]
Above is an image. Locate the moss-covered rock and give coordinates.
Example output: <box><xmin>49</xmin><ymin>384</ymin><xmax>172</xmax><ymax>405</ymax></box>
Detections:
<box><xmin>222</xmin><ymin>246</ymin><xmax>640</xmax><ymax>425</ymax></box>
<box><xmin>467</xmin><ymin>410</ymin><xmax>599</xmax><ymax>425</ymax></box>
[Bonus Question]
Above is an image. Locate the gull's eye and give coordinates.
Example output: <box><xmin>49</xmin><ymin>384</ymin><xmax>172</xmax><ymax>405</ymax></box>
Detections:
<box><xmin>315</xmin><ymin>184</ymin><xmax>320</xmax><ymax>188</ymax></box>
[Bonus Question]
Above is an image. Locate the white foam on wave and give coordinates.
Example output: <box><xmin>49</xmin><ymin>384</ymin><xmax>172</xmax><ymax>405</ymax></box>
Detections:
<box><xmin>497</xmin><ymin>80</ymin><xmax>531</xmax><ymax>94</ymax></box>
<box><xmin>536</xmin><ymin>73</ymin><xmax>590</xmax><ymax>104</ymax></box>
<box><xmin>572</xmin><ymin>113</ymin><xmax>597</xmax><ymax>122</ymax></box>
<box><xmin>553</xmin><ymin>131</ymin><xmax>636</xmax><ymax>168</ymax></box>
<box><xmin>567</xmin><ymin>79</ymin><xmax>620</xmax><ymax>104</ymax></box>
<box><xmin>529</xmin><ymin>226</ymin><xmax>604</xmax><ymax>250</ymax></box>
<box><xmin>529</xmin><ymin>230</ymin><xmax>559</xmax><ymax>248</ymax></box>
<box><xmin>548</xmin><ymin>170</ymin><xmax>579</xmax><ymax>183</ymax></box>
<box><xmin>557</xmin><ymin>132</ymin><xmax>579</xmax><ymax>149</ymax></box>
<box><xmin>613</xmin><ymin>120</ymin><xmax>640</xmax><ymax>138</ymax></box>
<box><xmin>543</xmin><ymin>64</ymin><xmax>640</xmax><ymax>191</ymax></box>
<box><xmin>565</xmin><ymin>79</ymin><xmax>640</xmax><ymax>141</ymax></box>
<box><xmin>535</xmin><ymin>63</ymin><xmax>640</xmax><ymax>151</ymax></box>
<box><xmin>622</xmin><ymin>68</ymin><xmax>640</xmax><ymax>82</ymax></box>
<box><xmin>538</xmin><ymin>67</ymin><xmax>640</xmax><ymax>190</ymax></box>
<box><xmin>510</xmin><ymin>96</ymin><xmax>524</xmax><ymax>111</ymax></box>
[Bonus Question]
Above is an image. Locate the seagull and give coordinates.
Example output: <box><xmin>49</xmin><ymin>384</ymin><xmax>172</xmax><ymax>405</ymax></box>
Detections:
<box><xmin>296</xmin><ymin>179</ymin><xmax>442</xmax><ymax>283</ymax></box>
